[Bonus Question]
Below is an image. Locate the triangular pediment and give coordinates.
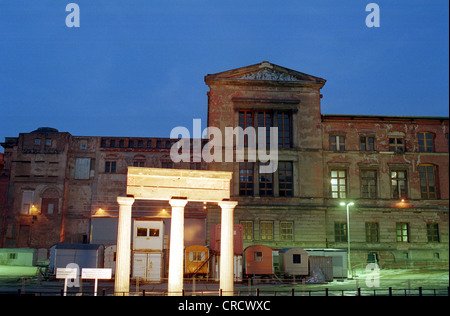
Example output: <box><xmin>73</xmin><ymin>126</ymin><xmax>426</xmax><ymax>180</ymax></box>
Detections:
<box><xmin>205</xmin><ymin>61</ymin><xmax>326</xmax><ymax>87</ymax></box>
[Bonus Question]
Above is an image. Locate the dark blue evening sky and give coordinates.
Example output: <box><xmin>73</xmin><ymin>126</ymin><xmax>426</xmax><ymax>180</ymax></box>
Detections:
<box><xmin>0</xmin><ymin>0</ymin><xmax>448</xmax><ymax>147</ymax></box>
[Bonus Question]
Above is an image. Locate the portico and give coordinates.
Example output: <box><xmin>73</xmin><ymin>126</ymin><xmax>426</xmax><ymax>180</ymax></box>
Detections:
<box><xmin>114</xmin><ymin>167</ymin><xmax>237</xmax><ymax>296</ymax></box>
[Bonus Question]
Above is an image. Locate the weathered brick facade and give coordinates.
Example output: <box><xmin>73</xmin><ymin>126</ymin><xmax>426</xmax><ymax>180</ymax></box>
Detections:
<box><xmin>1</xmin><ymin>62</ymin><xmax>448</xmax><ymax>270</ymax></box>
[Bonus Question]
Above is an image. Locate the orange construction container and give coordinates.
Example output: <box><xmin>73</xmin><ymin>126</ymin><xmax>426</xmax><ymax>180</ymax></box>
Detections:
<box><xmin>185</xmin><ymin>245</ymin><xmax>210</xmax><ymax>276</ymax></box>
<box><xmin>244</xmin><ymin>245</ymin><xmax>273</xmax><ymax>276</ymax></box>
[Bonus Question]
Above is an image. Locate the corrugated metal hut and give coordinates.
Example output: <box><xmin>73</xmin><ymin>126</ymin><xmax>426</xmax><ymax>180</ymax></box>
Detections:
<box><xmin>49</xmin><ymin>244</ymin><xmax>104</xmax><ymax>274</ymax></box>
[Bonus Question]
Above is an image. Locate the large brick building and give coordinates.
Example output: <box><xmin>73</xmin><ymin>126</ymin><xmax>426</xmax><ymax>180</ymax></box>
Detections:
<box><xmin>1</xmin><ymin>62</ymin><xmax>448</xmax><ymax>270</ymax></box>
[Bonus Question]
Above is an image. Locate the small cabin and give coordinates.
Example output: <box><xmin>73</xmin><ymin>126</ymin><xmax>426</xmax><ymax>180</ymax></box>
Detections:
<box><xmin>278</xmin><ymin>248</ymin><xmax>309</xmax><ymax>276</ymax></box>
<box><xmin>244</xmin><ymin>245</ymin><xmax>273</xmax><ymax>276</ymax></box>
<box><xmin>185</xmin><ymin>245</ymin><xmax>209</xmax><ymax>276</ymax></box>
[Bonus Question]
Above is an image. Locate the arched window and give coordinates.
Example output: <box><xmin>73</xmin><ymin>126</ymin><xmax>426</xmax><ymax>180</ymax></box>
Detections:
<box><xmin>41</xmin><ymin>188</ymin><xmax>60</xmax><ymax>215</ymax></box>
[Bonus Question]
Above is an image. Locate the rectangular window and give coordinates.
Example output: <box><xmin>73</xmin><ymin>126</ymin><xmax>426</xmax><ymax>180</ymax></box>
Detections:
<box><xmin>335</xmin><ymin>223</ymin><xmax>347</xmax><ymax>242</ymax></box>
<box><xmin>190</xmin><ymin>251</ymin><xmax>205</xmax><ymax>262</ymax></box>
<box><xmin>260</xmin><ymin>221</ymin><xmax>273</xmax><ymax>240</ymax></box>
<box><xmin>418</xmin><ymin>132</ymin><xmax>434</xmax><ymax>152</ymax></box>
<box><xmin>259</xmin><ymin>171</ymin><xmax>273</xmax><ymax>197</ymax></box>
<box><xmin>257</xmin><ymin>111</ymin><xmax>273</xmax><ymax>148</ymax></box>
<box><xmin>75</xmin><ymin>158</ymin><xmax>91</xmax><ymax>179</ymax></box>
<box><xmin>105</xmin><ymin>161</ymin><xmax>116</xmax><ymax>173</ymax></box>
<box><xmin>254</xmin><ymin>252</ymin><xmax>263</xmax><ymax>262</ymax></box>
<box><xmin>137</xmin><ymin>228</ymin><xmax>148</xmax><ymax>236</ymax></box>
<box><xmin>389</xmin><ymin>137</ymin><xmax>404</xmax><ymax>152</ymax></box>
<box><xmin>279</xmin><ymin>162</ymin><xmax>293</xmax><ymax>197</ymax></box>
<box><xmin>119</xmin><ymin>140</ymin><xmax>125</xmax><ymax>148</ymax></box>
<box><xmin>330</xmin><ymin>135</ymin><xmax>345</xmax><ymax>151</ymax></box>
<box><xmin>45</xmin><ymin>139</ymin><xmax>52</xmax><ymax>147</ymax></box>
<box><xmin>128</xmin><ymin>140</ymin><xmax>134</xmax><ymax>148</ymax></box>
<box><xmin>365</xmin><ymin>222</ymin><xmax>379</xmax><ymax>243</ymax></box>
<box><xmin>391</xmin><ymin>170</ymin><xmax>408</xmax><ymax>199</ymax></box>
<box><xmin>109</xmin><ymin>140</ymin><xmax>115</xmax><ymax>148</ymax></box>
<box><xmin>239</xmin><ymin>110</ymin><xmax>254</xmax><ymax>147</ymax></box>
<box><xmin>190</xmin><ymin>163</ymin><xmax>201</xmax><ymax>170</ymax></box>
<box><xmin>280</xmin><ymin>221</ymin><xmax>293</xmax><ymax>241</ymax></box>
<box><xmin>241</xmin><ymin>221</ymin><xmax>253</xmax><ymax>240</ymax></box>
<box><xmin>330</xmin><ymin>170</ymin><xmax>347</xmax><ymax>199</ymax></box>
<box><xmin>360</xmin><ymin>136</ymin><xmax>375</xmax><ymax>151</ymax></box>
<box><xmin>239</xmin><ymin>162</ymin><xmax>254</xmax><ymax>196</ymax></box>
<box><xmin>419</xmin><ymin>164</ymin><xmax>437</xmax><ymax>199</ymax></box>
<box><xmin>277</xmin><ymin>111</ymin><xmax>292</xmax><ymax>148</ymax></box>
<box><xmin>361</xmin><ymin>170</ymin><xmax>377</xmax><ymax>199</ymax></box>
<box><xmin>427</xmin><ymin>223</ymin><xmax>439</xmax><ymax>242</ymax></box>
<box><xmin>293</xmin><ymin>254</ymin><xmax>301</xmax><ymax>264</ymax></box>
<box><xmin>133</xmin><ymin>161</ymin><xmax>145</xmax><ymax>167</ymax></box>
<box><xmin>21</xmin><ymin>191</ymin><xmax>34</xmax><ymax>215</ymax></box>
<box><xmin>396</xmin><ymin>223</ymin><xmax>409</xmax><ymax>242</ymax></box>
<box><xmin>42</xmin><ymin>198</ymin><xmax>59</xmax><ymax>215</ymax></box>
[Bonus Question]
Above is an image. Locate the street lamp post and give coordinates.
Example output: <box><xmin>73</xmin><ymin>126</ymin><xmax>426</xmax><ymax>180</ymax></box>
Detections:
<box><xmin>340</xmin><ymin>202</ymin><xmax>354</xmax><ymax>279</ymax></box>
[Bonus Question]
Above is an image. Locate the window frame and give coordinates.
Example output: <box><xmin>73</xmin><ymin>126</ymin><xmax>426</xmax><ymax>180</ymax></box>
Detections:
<box><xmin>419</xmin><ymin>164</ymin><xmax>437</xmax><ymax>199</ymax></box>
<box><xmin>330</xmin><ymin>169</ymin><xmax>347</xmax><ymax>199</ymax></box>
<box><xmin>418</xmin><ymin>132</ymin><xmax>434</xmax><ymax>153</ymax></box>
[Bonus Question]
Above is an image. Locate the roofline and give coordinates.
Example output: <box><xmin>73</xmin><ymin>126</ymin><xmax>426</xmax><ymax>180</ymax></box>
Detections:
<box><xmin>322</xmin><ymin>114</ymin><xmax>449</xmax><ymax>121</ymax></box>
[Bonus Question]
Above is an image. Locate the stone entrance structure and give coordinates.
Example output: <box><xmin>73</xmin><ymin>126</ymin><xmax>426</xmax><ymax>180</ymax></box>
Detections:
<box><xmin>114</xmin><ymin>167</ymin><xmax>237</xmax><ymax>295</ymax></box>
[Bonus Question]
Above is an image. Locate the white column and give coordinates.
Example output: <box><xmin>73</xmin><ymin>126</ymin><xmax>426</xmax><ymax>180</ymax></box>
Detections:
<box><xmin>168</xmin><ymin>198</ymin><xmax>188</xmax><ymax>296</ymax></box>
<box><xmin>218</xmin><ymin>200</ymin><xmax>238</xmax><ymax>296</ymax></box>
<box><xmin>114</xmin><ymin>196</ymin><xmax>134</xmax><ymax>296</ymax></box>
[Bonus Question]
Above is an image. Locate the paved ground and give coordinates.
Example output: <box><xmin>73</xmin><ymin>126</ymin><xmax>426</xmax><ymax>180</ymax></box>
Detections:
<box><xmin>0</xmin><ymin>265</ymin><xmax>448</xmax><ymax>296</ymax></box>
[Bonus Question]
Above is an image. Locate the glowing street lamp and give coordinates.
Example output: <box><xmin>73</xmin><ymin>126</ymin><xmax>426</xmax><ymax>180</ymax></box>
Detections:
<box><xmin>340</xmin><ymin>202</ymin><xmax>354</xmax><ymax>279</ymax></box>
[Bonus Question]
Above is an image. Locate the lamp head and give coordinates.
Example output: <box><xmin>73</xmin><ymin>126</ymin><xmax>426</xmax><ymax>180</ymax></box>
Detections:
<box><xmin>348</xmin><ymin>202</ymin><xmax>355</xmax><ymax>206</ymax></box>
<box><xmin>340</xmin><ymin>202</ymin><xmax>346</xmax><ymax>206</ymax></box>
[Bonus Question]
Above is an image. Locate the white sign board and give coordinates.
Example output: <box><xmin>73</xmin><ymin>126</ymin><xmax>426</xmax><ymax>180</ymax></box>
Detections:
<box><xmin>82</xmin><ymin>268</ymin><xmax>112</xmax><ymax>280</ymax></box>
<box><xmin>81</xmin><ymin>268</ymin><xmax>112</xmax><ymax>296</ymax></box>
<box><xmin>56</xmin><ymin>268</ymin><xmax>78</xmax><ymax>279</ymax></box>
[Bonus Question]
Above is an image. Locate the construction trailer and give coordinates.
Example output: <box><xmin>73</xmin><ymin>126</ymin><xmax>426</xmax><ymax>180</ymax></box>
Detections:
<box><xmin>278</xmin><ymin>247</ymin><xmax>309</xmax><ymax>277</ymax></box>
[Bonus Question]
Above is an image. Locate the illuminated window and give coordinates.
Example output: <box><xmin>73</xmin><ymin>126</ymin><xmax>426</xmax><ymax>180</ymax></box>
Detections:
<box><xmin>427</xmin><ymin>223</ymin><xmax>439</xmax><ymax>242</ymax></box>
<box><xmin>260</xmin><ymin>221</ymin><xmax>273</xmax><ymax>240</ymax></box>
<box><xmin>21</xmin><ymin>191</ymin><xmax>34</xmax><ymax>215</ymax></box>
<box><xmin>278</xmin><ymin>162</ymin><xmax>293</xmax><ymax>197</ymax></box>
<box><xmin>277</xmin><ymin>111</ymin><xmax>292</xmax><ymax>148</ymax></box>
<box><xmin>280</xmin><ymin>221</ymin><xmax>293</xmax><ymax>241</ymax></box>
<box><xmin>391</xmin><ymin>170</ymin><xmax>408</xmax><ymax>199</ymax></box>
<box><xmin>335</xmin><ymin>223</ymin><xmax>347</xmax><ymax>242</ymax></box>
<box><xmin>419</xmin><ymin>164</ymin><xmax>437</xmax><ymax>199</ymax></box>
<box><xmin>418</xmin><ymin>132</ymin><xmax>434</xmax><ymax>152</ymax></box>
<box><xmin>241</xmin><ymin>221</ymin><xmax>253</xmax><ymax>240</ymax></box>
<box><xmin>330</xmin><ymin>135</ymin><xmax>345</xmax><ymax>151</ymax></box>
<box><xmin>365</xmin><ymin>222</ymin><xmax>379</xmax><ymax>243</ymax></box>
<box><xmin>396</xmin><ymin>223</ymin><xmax>409</xmax><ymax>242</ymax></box>
<box><xmin>389</xmin><ymin>137</ymin><xmax>404</xmax><ymax>152</ymax></box>
<box><xmin>239</xmin><ymin>162</ymin><xmax>254</xmax><ymax>196</ymax></box>
<box><xmin>361</xmin><ymin>170</ymin><xmax>377</xmax><ymax>199</ymax></box>
<box><xmin>330</xmin><ymin>170</ymin><xmax>347</xmax><ymax>199</ymax></box>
